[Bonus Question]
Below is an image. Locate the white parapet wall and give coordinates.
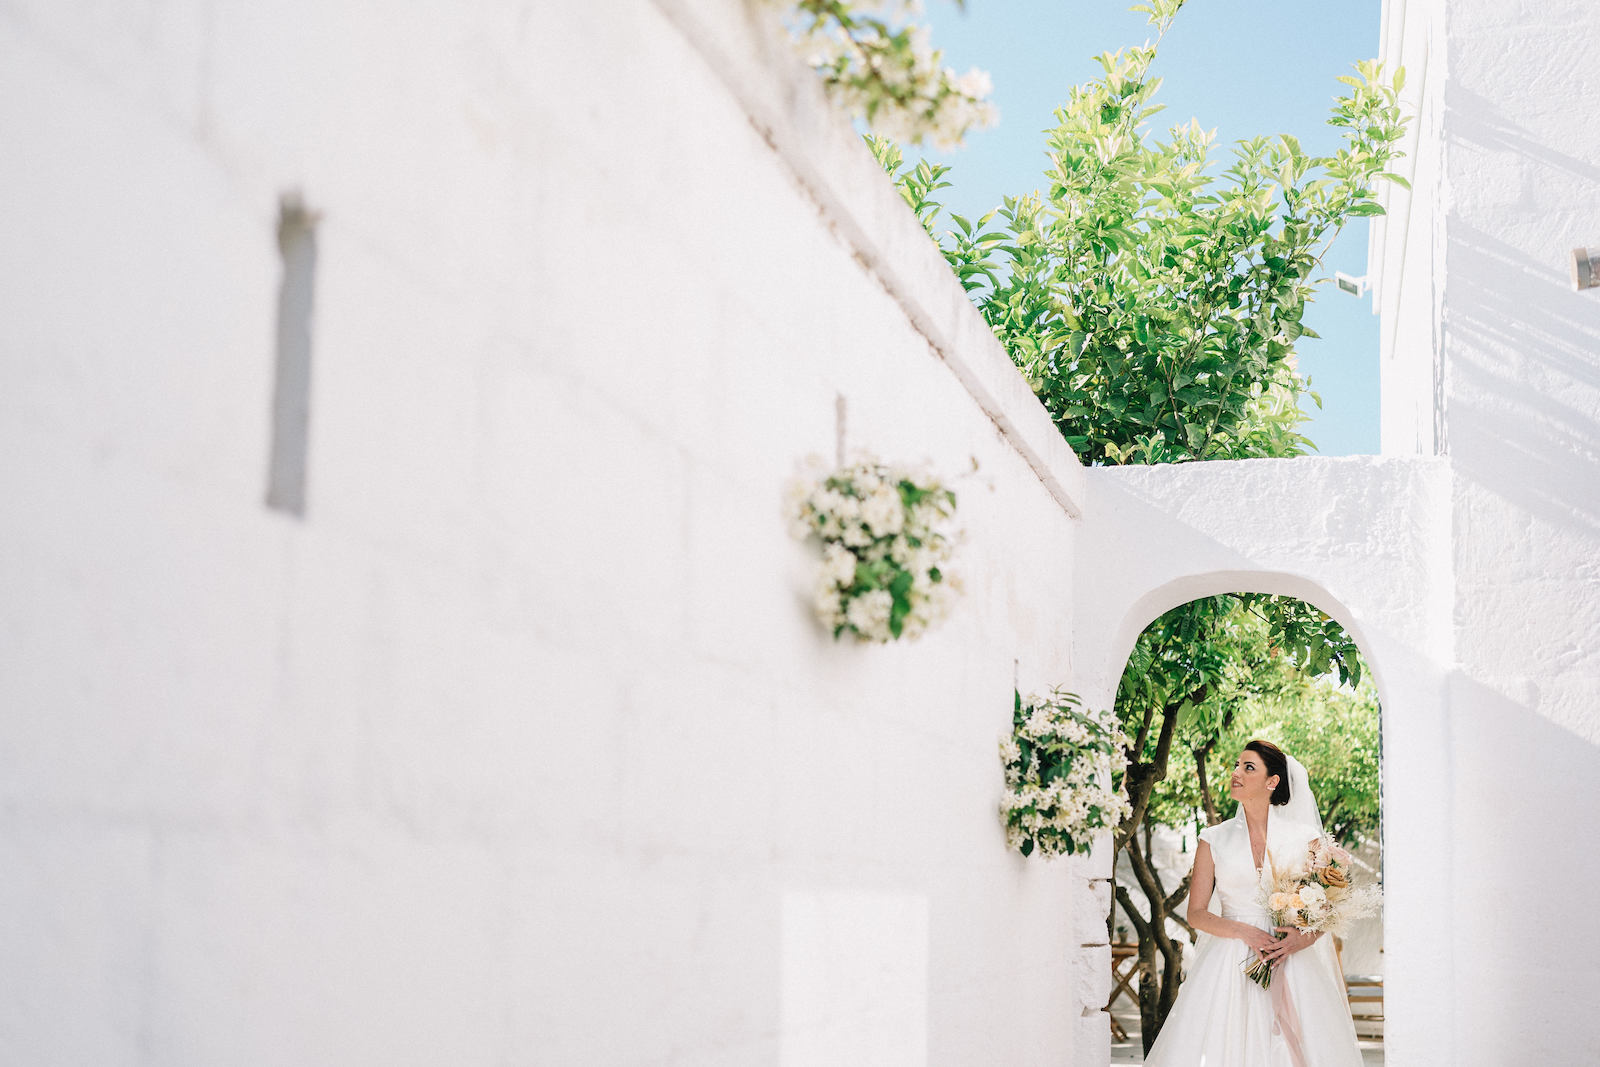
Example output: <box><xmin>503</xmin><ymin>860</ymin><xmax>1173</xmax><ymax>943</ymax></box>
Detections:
<box><xmin>0</xmin><ymin>1</ymin><xmax>1104</xmax><ymax>1064</ymax></box>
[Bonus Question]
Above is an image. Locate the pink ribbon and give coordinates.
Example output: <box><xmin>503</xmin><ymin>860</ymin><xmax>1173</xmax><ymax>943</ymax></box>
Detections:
<box><xmin>1269</xmin><ymin>964</ymin><xmax>1309</xmax><ymax>1067</ymax></box>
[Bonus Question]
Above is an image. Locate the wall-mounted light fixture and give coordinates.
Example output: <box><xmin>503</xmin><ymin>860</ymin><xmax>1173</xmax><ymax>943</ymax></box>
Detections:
<box><xmin>1335</xmin><ymin>271</ymin><xmax>1368</xmax><ymax>297</ymax></box>
<box><xmin>1570</xmin><ymin>247</ymin><xmax>1600</xmax><ymax>291</ymax></box>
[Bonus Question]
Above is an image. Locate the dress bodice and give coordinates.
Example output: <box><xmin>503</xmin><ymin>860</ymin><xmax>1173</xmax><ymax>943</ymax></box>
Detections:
<box><xmin>1200</xmin><ymin>811</ymin><xmax>1319</xmax><ymax>926</ymax></box>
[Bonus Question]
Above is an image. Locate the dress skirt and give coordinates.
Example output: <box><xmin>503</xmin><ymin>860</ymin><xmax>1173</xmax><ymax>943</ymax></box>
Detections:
<box><xmin>1142</xmin><ymin>916</ymin><xmax>1364</xmax><ymax>1067</ymax></box>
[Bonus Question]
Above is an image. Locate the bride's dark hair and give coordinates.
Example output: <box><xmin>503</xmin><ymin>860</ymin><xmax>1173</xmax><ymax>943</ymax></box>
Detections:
<box><xmin>1244</xmin><ymin>739</ymin><xmax>1292</xmax><ymax>806</ymax></box>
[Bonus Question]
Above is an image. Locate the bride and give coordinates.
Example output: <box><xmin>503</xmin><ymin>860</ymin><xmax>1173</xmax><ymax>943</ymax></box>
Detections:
<box><xmin>1143</xmin><ymin>739</ymin><xmax>1364</xmax><ymax>1067</ymax></box>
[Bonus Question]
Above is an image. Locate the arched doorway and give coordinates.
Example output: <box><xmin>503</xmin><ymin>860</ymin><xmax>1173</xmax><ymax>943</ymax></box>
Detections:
<box><xmin>1101</xmin><ymin>583</ymin><xmax>1386</xmax><ymax>1062</ymax></box>
<box><xmin>1071</xmin><ymin>457</ymin><xmax>1453</xmax><ymax>1064</ymax></box>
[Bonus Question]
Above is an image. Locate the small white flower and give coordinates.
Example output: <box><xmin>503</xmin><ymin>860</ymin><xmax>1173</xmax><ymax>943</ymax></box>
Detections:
<box><xmin>860</xmin><ymin>486</ymin><xmax>905</xmax><ymax>538</ymax></box>
<box><xmin>954</xmin><ymin>67</ymin><xmax>993</xmax><ymax>100</ymax></box>
<box><xmin>841</xmin><ymin>521</ymin><xmax>873</xmax><ymax>548</ymax></box>
<box><xmin>821</xmin><ymin>543</ymin><xmax>857</xmax><ymax>587</ymax></box>
<box><xmin>811</xmin><ymin>573</ymin><xmax>844</xmax><ymax>619</ymax></box>
<box><xmin>845</xmin><ymin>589</ymin><xmax>894</xmax><ymax>636</ymax></box>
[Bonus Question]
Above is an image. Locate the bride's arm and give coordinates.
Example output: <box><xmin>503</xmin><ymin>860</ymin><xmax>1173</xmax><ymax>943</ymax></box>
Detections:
<box><xmin>1186</xmin><ymin>841</ymin><xmax>1279</xmax><ymax>953</ymax></box>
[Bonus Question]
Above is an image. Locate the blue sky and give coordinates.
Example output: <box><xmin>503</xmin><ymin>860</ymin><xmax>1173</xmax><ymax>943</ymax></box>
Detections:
<box><xmin>911</xmin><ymin>0</ymin><xmax>1386</xmax><ymax>456</ymax></box>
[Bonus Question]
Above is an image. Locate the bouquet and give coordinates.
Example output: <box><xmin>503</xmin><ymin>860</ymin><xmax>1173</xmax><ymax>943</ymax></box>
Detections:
<box><xmin>1243</xmin><ymin>835</ymin><xmax>1382</xmax><ymax>989</ymax></box>
<box><xmin>788</xmin><ymin>456</ymin><xmax>958</xmax><ymax>643</ymax></box>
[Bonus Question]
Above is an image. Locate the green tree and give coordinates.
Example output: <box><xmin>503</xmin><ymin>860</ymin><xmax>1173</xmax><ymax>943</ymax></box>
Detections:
<box><xmin>870</xmin><ymin>0</ymin><xmax>1407</xmax><ymax>467</ymax></box>
<box><xmin>868</xmin><ymin>4</ymin><xmax>1400</xmax><ymax>1043</ymax></box>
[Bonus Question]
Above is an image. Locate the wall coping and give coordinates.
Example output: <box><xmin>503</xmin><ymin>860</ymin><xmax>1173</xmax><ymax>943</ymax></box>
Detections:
<box><xmin>652</xmin><ymin>0</ymin><xmax>1086</xmax><ymax>518</ymax></box>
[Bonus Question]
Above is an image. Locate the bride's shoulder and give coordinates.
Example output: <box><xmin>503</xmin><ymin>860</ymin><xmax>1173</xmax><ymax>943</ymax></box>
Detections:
<box><xmin>1197</xmin><ymin>817</ymin><xmax>1238</xmax><ymax>847</ymax></box>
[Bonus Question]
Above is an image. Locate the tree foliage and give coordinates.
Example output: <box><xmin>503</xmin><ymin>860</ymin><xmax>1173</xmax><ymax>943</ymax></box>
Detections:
<box><xmin>1147</xmin><ymin>664</ymin><xmax>1381</xmax><ymax>846</ymax></box>
<box><xmin>869</xmin><ymin>0</ymin><xmax>1407</xmax><ymax>466</ymax></box>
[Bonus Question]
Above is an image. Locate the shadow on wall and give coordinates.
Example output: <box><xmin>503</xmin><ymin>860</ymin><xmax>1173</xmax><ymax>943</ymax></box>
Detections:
<box><xmin>1442</xmin><ymin>83</ymin><xmax>1600</xmax><ymax>533</ymax></box>
<box><xmin>1446</xmin><ymin>86</ymin><xmax>1600</xmax><ymax>188</ymax></box>
<box><xmin>1441</xmin><ymin>221</ymin><xmax>1600</xmax><ymax>536</ymax></box>
<box><xmin>1445</xmin><ymin>672</ymin><xmax>1600</xmax><ymax>1064</ymax></box>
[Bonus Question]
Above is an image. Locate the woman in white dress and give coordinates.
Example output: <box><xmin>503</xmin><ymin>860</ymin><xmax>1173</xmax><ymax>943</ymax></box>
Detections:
<box><xmin>1143</xmin><ymin>739</ymin><xmax>1364</xmax><ymax>1067</ymax></box>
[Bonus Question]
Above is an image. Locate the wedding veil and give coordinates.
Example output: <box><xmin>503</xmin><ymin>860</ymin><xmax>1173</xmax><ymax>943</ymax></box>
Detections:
<box><xmin>1280</xmin><ymin>752</ymin><xmax>1325</xmax><ymax>838</ymax></box>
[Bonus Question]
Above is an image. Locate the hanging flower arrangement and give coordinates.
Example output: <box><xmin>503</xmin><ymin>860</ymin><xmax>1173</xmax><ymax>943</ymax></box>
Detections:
<box><xmin>788</xmin><ymin>456</ymin><xmax>958</xmax><ymax>642</ymax></box>
<box><xmin>779</xmin><ymin>0</ymin><xmax>998</xmax><ymax>151</ymax></box>
<box><xmin>1001</xmin><ymin>688</ymin><xmax>1132</xmax><ymax>858</ymax></box>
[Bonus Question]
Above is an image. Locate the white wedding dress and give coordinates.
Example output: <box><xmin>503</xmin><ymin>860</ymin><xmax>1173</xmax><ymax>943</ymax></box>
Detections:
<box><xmin>1142</xmin><ymin>808</ymin><xmax>1364</xmax><ymax>1067</ymax></box>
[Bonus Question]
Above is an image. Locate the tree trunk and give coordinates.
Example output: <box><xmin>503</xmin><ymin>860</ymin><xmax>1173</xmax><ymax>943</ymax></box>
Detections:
<box><xmin>1117</xmin><ymin>832</ymin><xmax>1197</xmax><ymax>1051</ymax></box>
<box><xmin>1194</xmin><ymin>739</ymin><xmax>1221</xmax><ymax>826</ymax></box>
<box><xmin>1115</xmin><ymin>686</ymin><xmax>1205</xmax><ymax>853</ymax></box>
<box><xmin>1114</xmin><ymin>882</ymin><xmax>1165</xmax><ymax>1051</ymax></box>
<box><xmin>1111</xmin><ymin>684</ymin><xmax>1212</xmax><ymax>1051</ymax></box>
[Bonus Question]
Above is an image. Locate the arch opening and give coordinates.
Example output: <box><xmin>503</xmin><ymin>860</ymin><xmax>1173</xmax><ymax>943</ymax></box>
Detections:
<box><xmin>1102</xmin><ymin>577</ymin><xmax>1387</xmax><ymax>1062</ymax></box>
<box><xmin>1098</xmin><ymin>570</ymin><xmax>1396</xmax><ymax>719</ymax></box>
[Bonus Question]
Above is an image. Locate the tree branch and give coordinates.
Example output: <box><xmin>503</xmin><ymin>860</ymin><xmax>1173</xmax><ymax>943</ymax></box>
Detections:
<box><xmin>1133</xmin><ymin>701</ymin><xmax>1154</xmax><ymax>758</ymax></box>
<box><xmin>1194</xmin><ymin>740</ymin><xmax>1221</xmax><ymax>825</ymax></box>
<box><xmin>1115</xmin><ymin>884</ymin><xmax>1152</xmax><ymax>942</ymax></box>
<box><xmin>1163</xmin><ymin>870</ymin><xmax>1194</xmax><ymax>914</ymax></box>
<box><xmin>1125</xmin><ymin>839</ymin><xmax>1182</xmax><ymax>971</ymax></box>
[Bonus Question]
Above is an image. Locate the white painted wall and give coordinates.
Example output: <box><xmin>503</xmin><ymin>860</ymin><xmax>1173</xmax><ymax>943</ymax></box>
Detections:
<box><xmin>0</xmin><ymin>1</ymin><xmax>1103</xmax><ymax>1063</ymax></box>
<box><xmin>1372</xmin><ymin>0</ymin><xmax>1600</xmax><ymax>1061</ymax></box>
<box><xmin>1440</xmin><ymin>2</ymin><xmax>1600</xmax><ymax>1062</ymax></box>
<box><xmin>1372</xmin><ymin>0</ymin><xmax>1448</xmax><ymax>457</ymax></box>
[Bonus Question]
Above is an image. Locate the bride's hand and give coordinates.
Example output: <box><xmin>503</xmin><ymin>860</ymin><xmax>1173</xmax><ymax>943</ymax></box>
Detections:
<box><xmin>1262</xmin><ymin>927</ymin><xmax>1318</xmax><ymax>967</ymax></box>
<box><xmin>1237</xmin><ymin>926</ymin><xmax>1280</xmax><ymax>956</ymax></box>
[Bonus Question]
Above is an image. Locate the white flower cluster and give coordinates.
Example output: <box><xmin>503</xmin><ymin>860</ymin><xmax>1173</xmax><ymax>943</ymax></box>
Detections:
<box><xmin>788</xmin><ymin>455</ymin><xmax>958</xmax><ymax>643</ymax></box>
<box><xmin>780</xmin><ymin>0</ymin><xmax>998</xmax><ymax>151</ymax></box>
<box><xmin>1000</xmin><ymin>689</ymin><xmax>1132</xmax><ymax>859</ymax></box>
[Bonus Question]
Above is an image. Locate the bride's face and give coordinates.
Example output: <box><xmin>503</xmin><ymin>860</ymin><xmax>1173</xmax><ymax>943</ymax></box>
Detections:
<box><xmin>1228</xmin><ymin>750</ymin><xmax>1279</xmax><ymax>802</ymax></box>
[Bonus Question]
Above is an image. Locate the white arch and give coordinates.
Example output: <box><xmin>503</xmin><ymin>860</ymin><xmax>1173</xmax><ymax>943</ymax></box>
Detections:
<box><xmin>1073</xmin><ymin>458</ymin><xmax>1455</xmax><ymax>1063</ymax></box>
<box><xmin>1102</xmin><ymin>569</ymin><xmax>1394</xmax><ymax>721</ymax></box>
